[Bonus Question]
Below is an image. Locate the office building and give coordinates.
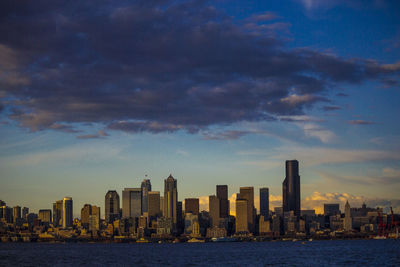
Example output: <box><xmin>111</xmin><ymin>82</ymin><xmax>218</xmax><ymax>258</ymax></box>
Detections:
<box><xmin>38</xmin><ymin>209</ymin><xmax>52</xmax><ymax>223</ymax></box>
<box><xmin>122</xmin><ymin>188</ymin><xmax>142</xmax><ymax>219</ymax></box>
<box><xmin>235</xmin><ymin>198</ymin><xmax>248</xmax><ymax>233</ymax></box>
<box><xmin>260</xmin><ymin>187</ymin><xmax>269</xmax><ymax>219</ymax></box>
<box><xmin>209</xmin><ymin>195</ymin><xmax>220</xmax><ymax>227</ymax></box>
<box><xmin>185</xmin><ymin>198</ymin><xmax>199</xmax><ymax>215</ymax></box>
<box><xmin>105</xmin><ymin>190</ymin><xmax>120</xmax><ymax>223</ymax></box>
<box><xmin>53</xmin><ymin>200</ymin><xmax>63</xmax><ymax>227</ymax></box>
<box><xmin>216</xmin><ymin>185</ymin><xmax>229</xmax><ymax>218</ymax></box>
<box><xmin>148</xmin><ymin>191</ymin><xmax>161</xmax><ymax>218</ymax></box>
<box><xmin>164</xmin><ymin>174</ymin><xmax>178</xmax><ymax>225</ymax></box>
<box><xmin>324</xmin><ymin>203</ymin><xmax>341</xmax><ymax>216</ymax></box>
<box><xmin>81</xmin><ymin>204</ymin><xmax>92</xmax><ymax>229</ymax></box>
<box><xmin>89</xmin><ymin>206</ymin><xmax>101</xmax><ymax>231</ymax></box>
<box><xmin>13</xmin><ymin>206</ymin><xmax>21</xmax><ymax>223</ymax></box>
<box><xmin>22</xmin><ymin>207</ymin><xmax>29</xmax><ymax>220</ymax></box>
<box><xmin>62</xmin><ymin>197</ymin><xmax>73</xmax><ymax>228</ymax></box>
<box><xmin>239</xmin><ymin>187</ymin><xmax>255</xmax><ymax>233</ymax></box>
<box><xmin>141</xmin><ymin>179</ymin><xmax>152</xmax><ymax>213</ymax></box>
<box><xmin>282</xmin><ymin>160</ymin><xmax>301</xmax><ymax>217</ymax></box>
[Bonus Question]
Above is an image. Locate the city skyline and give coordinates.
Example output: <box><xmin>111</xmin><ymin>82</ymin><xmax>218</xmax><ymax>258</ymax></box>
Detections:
<box><xmin>0</xmin><ymin>0</ymin><xmax>399</xmax><ymax>216</ymax></box>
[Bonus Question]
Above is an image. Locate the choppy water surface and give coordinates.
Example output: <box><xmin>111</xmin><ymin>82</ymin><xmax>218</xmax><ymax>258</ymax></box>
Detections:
<box><xmin>1</xmin><ymin>240</ymin><xmax>399</xmax><ymax>266</ymax></box>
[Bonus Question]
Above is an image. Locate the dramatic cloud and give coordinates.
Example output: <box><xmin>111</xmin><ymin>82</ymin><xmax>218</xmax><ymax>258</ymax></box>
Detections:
<box><xmin>76</xmin><ymin>130</ymin><xmax>109</xmax><ymax>139</ymax></box>
<box><xmin>0</xmin><ymin>0</ymin><xmax>398</xmax><ymax>135</ymax></box>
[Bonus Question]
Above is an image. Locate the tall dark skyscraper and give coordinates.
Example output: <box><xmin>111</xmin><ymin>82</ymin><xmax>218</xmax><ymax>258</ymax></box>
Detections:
<box><xmin>105</xmin><ymin>190</ymin><xmax>120</xmax><ymax>223</ymax></box>
<box><xmin>164</xmin><ymin>174</ymin><xmax>178</xmax><ymax>225</ymax></box>
<box><xmin>185</xmin><ymin>198</ymin><xmax>199</xmax><ymax>215</ymax></box>
<box><xmin>53</xmin><ymin>200</ymin><xmax>63</xmax><ymax>227</ymax></box>
<box><xmin>141</xmin><ymin>179</ymin><xmax>152</xmax><ymax>213</ymax></box>
<box><xmin>260</xmin><ymin>187</ymin><xmax>269</xmax><ymax>219</ymax></box>
<box><xmin>239</xmin><ymin>187</ymin><xmax>255</xmax><ymax>233</ymax></box>
<box><xmin>62</xmin><ymin>197</ymin><xmax>73</xmax><ymax>228</ymax></box>
<box><xmin>282</xmin><ymin>160</ymin><xmax>301</xmax><ymax>217</ymax></box>
<box><xmin>216</xmin><ymin>185</ymin><xmax>229</xmax><ymax>218</ymax></box>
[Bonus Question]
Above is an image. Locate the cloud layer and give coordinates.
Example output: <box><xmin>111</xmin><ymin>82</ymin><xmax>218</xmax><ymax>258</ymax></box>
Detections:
<box><xmin>0</xmin><ymin>0</ymin><xmax>398</xmax><ymax>135</ymax></box>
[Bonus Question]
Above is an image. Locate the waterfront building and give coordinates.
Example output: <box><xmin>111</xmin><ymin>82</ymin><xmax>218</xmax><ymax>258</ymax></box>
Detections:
<box><xmin>141</xmin><ymin>179</ymin><xmax>152</xmax><ymax>213</ymax></box>
<box><xmin>272</xmin><ymin>214</ymin><xmax>282</xmax><ymax>237</ymax></box>
<box><xmin>184</xmin><ymin>213</ymin><xmax>199</xmax><ymax>235</ymax></box>
<box><xmin>163</xmin><ymin>174</ymin><xmax>178</xmax><ymax>225</ymax></box>
<box><xmin>324</xmin><ymin>204</ymin><xmax>340</xmax><ymax>216</ymax></box>
<box><xmin>160</xmin><ymin>196</ymin><xmax>164</xmax><ymax>216</ymax></box>
<box><xmin>282</xmin><ymin>160</ymin><xmax>301</xmax><ymax>217</ymax></box>
<box><xmin>38</xmin><ymin>209</ymin><xmax>52</xmax><ymax>223</ymax></box>
<box><xmin>122</xmin><ymin>188</ymin><xmax>142</xmax><ymax>219</ymax></box>
<box><xmin>185</xmin><ymin>198</ymin><xmax>199</xmax><ymax>215</ymax></box>
<box><xmin>344</xmin><ymin>200</ymin><xmax>352</xmax><ymax>231</ymax></box>
<box><xmin>62</xmin><ymin>197</ymin><xmax>73</xmax><ymax>228</ymax></box>
<box><xmin>235</xmin><ymin>198</ymin><xmax>248</xmax><ymax>233</ymax></box>
<box><xmin>13</xmin><ymin>206</ymin><xmax>21</xmax><ymax>223</ymax></box>
<box><xmin>259</xmin><ymin>215</ymin><xmax>271</xmax><ymax>235</ymax></box>
<box><xmin>157</xmin><ymin>217</ymin><xmax>173</xmax><ymax>235</ymax></box>
<box><xmin>53</xmin><ymin>200</ymin><xmax>63</xmax><ymax>227</ymax></box>
<box><xmin>239</xmin><ymin>187</ymin><xmax>255</xmax><ymax>233</ymax></box>
<box><xmin>216</xmin><ymin>185</ymin><xmax>229</xmax><ymax>218</ymax></box>
<box><xmin>260</xmin><ymin>187</ymin><xmax>269</xmax><ymax>219</ymax></box>
<box><xmin>209</xmin><ymin>195</ymin><xmax>220</xmax><ymax>227</ymax></box>
<box><xmin>105</xmin><ymin>190</ymin><xmax>120</xmax><ymax>224</ymax></box>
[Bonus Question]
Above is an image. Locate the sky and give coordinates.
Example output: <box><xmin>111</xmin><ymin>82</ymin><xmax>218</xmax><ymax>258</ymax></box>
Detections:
<box><xmin>0</xmin><ymin>0</ymin><xmax>399</xmax><ymax>217</ymax></box>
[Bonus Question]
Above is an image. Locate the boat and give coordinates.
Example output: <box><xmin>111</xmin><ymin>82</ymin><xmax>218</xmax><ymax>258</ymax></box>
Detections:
<box><xmin>136</xmin><ymin>237</ymin><xmax>149</xmax><ymax>243</ymax></box>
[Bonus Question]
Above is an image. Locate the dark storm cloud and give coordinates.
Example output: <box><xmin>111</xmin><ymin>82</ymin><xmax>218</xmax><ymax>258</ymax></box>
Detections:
<box><xmin>0</xmin><ymin>0</ymin><xmax>398</xmax><ymax>134</ymax></box>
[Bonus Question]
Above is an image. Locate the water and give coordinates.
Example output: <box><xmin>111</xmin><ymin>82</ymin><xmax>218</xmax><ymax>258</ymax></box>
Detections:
<box><xmin>1</xmin><ymin>240</ymin><xmax>399</xmax><ymax>266</ymax></box>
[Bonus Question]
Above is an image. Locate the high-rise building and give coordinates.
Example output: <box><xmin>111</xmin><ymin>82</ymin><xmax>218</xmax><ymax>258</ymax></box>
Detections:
<box><xmin>38</xmin><ymin>209</ymin><xmax>52</xmax><ymax>223</ymax></box>
<box><xmin>53</xmin><ymin>200</ymin><xmax>63</xmax><ymax>227</ymax></box>
<box><xmin>209</xmin><ymin>195</ymin><xmax>220</xmax><ymax>227</ymax></box>
<box><xmin>164</xmin><ymin>174</ymin><xmax>178</xmax><ymax>225</ymax></box>
<box><xmin>239</xmin><ymin>187</ymin><xmax>255</xmax><ymax>233</ymax></box>
<box><xmin>81</xmin><ymin>204</ymin><xmax>92</xmax><ymax>229</ymax></box>
<box><xmin>0</xmin><ymin>200</ymin><xmax>5</xmax><ymax>206</ymax></box>
<box><xmin>324</xmin><ymin>203</ymin><xmax>340</xmax><ymax>216</ymax></box>
<box><xmin>22</xmin><ymin>207</ymin><xmax>29</xmax><ymax>220</ymax></box>
<box><xmin>185</xmin><ymin>198</ymin><xmax>199</xmax><ymax>215</ymax></box>
<box><xmin>105</xmin><ymin>190</ymin><xmax>120</xmax><ymax>223</ymax></box>
<box><xmin>282</xmin><ymin>160</ymin><xmax>301</xmax><ymax>217</ymax></box>
<box><xmin>148</xmin><ymin>191</ymin><xmax>161</xmax><ymax>218</ymax></box>
<box><xmin>260</xmin><ymin>188</ymin><xmax>269</xmax><ymax>219</ymax></box>
<box><xmin>1</xmin><ymin>206</ymin><xmax>13</xmax><ymax>223</ymax></box>
<box><xmin>13</xmin><ymin>206</ymin><xmax>21</xmax><ymax>223</ymax></box>
<box><xmin>160</xmin><ymin>196</ymin><xmax>164</xmax><ymax>215</ymax></box>
<box><xmin>235</xmin><ymin>198</ymin><xmax>248</xmax><ymax>233</ymax></box>
<box><xmin>141</xmin><ymin>179</ymin><xmax>152</xmax><ymax>213</ymax></box>
<box><xmin>122</xmin><ymin>188</ymin><xmax>142</xmax><ymax>219</ymax></box>
<box><xmin>89</xmin><ymin>206</ymin><xmax>101</xmax><ymax>232</ymax></box>
<box><xmin>216</xmin><ymin>185</ymin><xmax>229</xmax><ymax>218</ymax></box>
<box><xmin>344</xmin><ymin>200</ymin><xmax>352</xmax><ymax>231</ymax></box>
<box><xmin>62</xmin><ymin>197</ymin><xmax>73</xmax><ymax>228</ymax></box>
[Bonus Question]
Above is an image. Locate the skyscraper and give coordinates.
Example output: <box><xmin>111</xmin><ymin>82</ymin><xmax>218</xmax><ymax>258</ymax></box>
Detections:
<box><xmin>282</xmin><ymin>160</ymin><xmax>301</xmax><ymax>217</ymax></box>
<box><xmin>13</xmin><ymin>206</ymin><xmax>21</xmax><ymax>223</ymax></box>
<box><xmin>105</xmin><ymin>190</ymin><xmax>120</xmax><ymax>223</ymax></box>
<box><xmin>239</xmin><ymin>187</ymin><xmax>255</xmax><ymax>233</ymax></box>
<box><xmin>81</xmin><ymin>204</ymin><xmax>92</xmax><ymax>229</ymax></box>
<box><xmin>260</xmin><ymin>187</ymin><xmax>269</xmax><ymax>219</ymax></box>
<box><xmin>185</xmin><ymin>198</ymin><xmax>199</xmax><ymax>215</ymax></box>
<box><xmin>324</xmin><ymin>203</ymin><xmax>340</xmax><ymax>216</ymax></box>
<box><xmin>53</xmin><ymin>200</ymin><xmax>63</xmax><ymax>227</ymax></box>
<box><xmin>62</xmin><ymin>197</ymin><xmax>73</xmax><ymax>228</ymax></box>
<box><xmin>164</xmin><ymin>174</ymin><xmax>178</xmax><ymax>225</ymax></box>
<box><xmin>148</xmin><ymin>191</ymin><xmax>161</xmax><ymax>218</ymax></box>
<box><xmin>209</xmin><ymin>195</ymin><xmax>220</xmax><ymax>227</ymax></box>
<box><xmin>344</xmin><ymin>200</ymin><xmax>352</xmax><ymax>231</ymax></box>
<box><xmin>235</xmin><ymin>198</ymin><xmax>248</xmax><ymax>233</ymax></box>
<box><xmin>122</xmin><ymin>188</ymin><xmax>142</xmax><ymax>218</ymax></box>
<box><xmin>216</xmin><ymin>185</ymin><xmax>229</xmax><ymax>218</ymax></box>
<box><xmin>141</xmin><ymin>179</ymin><xmax>152</xmax><ymax>213</ymax></box>
<box><xmin>89</xmin><ymin>206</ymin><xmax>101</xmax><ymax>232</ymax></box>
